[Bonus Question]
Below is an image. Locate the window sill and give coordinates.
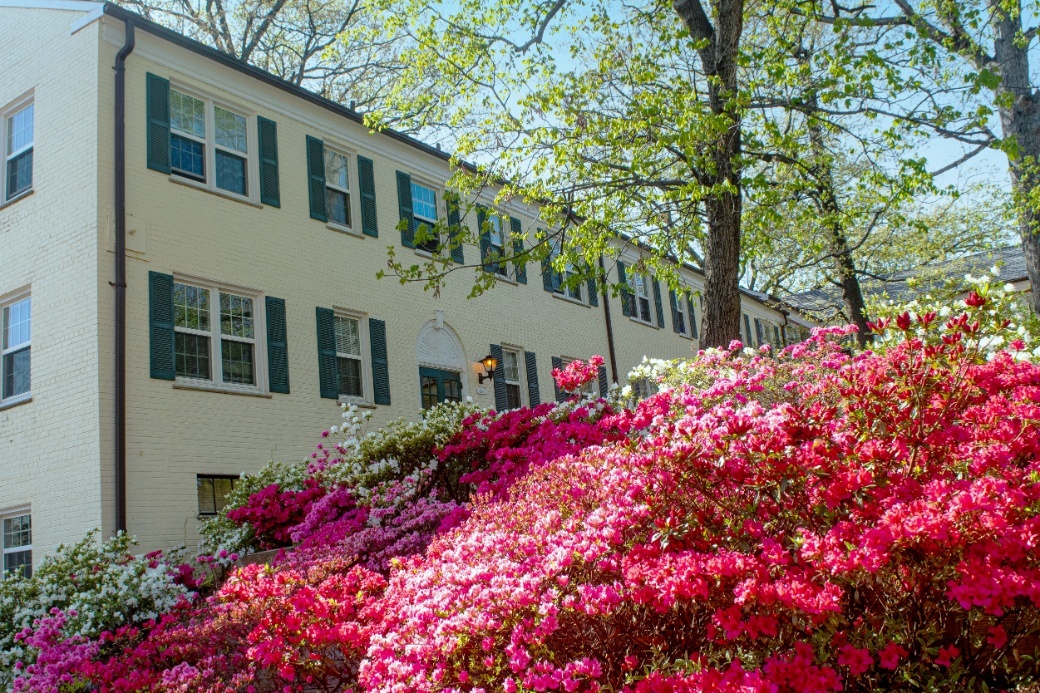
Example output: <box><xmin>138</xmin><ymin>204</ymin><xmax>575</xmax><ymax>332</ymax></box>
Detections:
<box><xmin>327</xmin><ymin>222</ymin><xmax>363</xmax><ymax>237</ymax></box>
<box><xmin>629</xmin><ymin>316</ymin><xmax>660</xmax><ymax>330</ymax></box>
<box><xmin>551</xmin><ymin>292</ymin><xmax>591</xmax><ymax>308</ymax></box>
<box><xmin>0</xmin><ymin>188</ymin><xmax>33</xmax><ymax>211</ymax></box>
<box><xmin>173</xmin><ymin>381</ymin><xmax>272</xmax><ymax>398</ymax></box>
<box><xmin>338</xmin><ymin>397</ymin><xmax>376</xmax><ymax>409</ymax></box>
<box><xmin>168</xmin><ymin>175</ymin><xmax>263</xmax><ymax>209</ymax></box>
<box><xmin>0</xmin><ymin>393</ymin><xmax>31</xmax><ymax>412</ymax></box>
<box><xmin>413</xmin><ymin>249</ymin><xmax>439</xmax><ymax>259</ymax></box>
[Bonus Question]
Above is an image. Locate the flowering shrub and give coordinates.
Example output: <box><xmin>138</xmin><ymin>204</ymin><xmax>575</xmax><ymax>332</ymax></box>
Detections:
<box><xmin>0</xmin><ymin>532</ymin><xmax>193</xmax><ymax>692</ymax></box>
<box><xmin>9</xmin><ymin>293</ymin><xmax>1040</xmax><ymax>692</ymax></box>
<box><xmin>869</xmin><ymin>265</ymin><xmax>1040</xmax><ymax>359</ymax></box>
<box><xmin>361</xmin><ymin>317</ymin><xmax>1040</xmax><ymax>692</ymax></box>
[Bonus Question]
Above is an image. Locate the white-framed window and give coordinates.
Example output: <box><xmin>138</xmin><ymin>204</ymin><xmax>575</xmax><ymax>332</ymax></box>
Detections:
<box><xmin>1</xmin><ymin>291</ymin><xmax>30</xmax><ymax>404</ymax></box>
<box><xmin>411</xmin><ymin>180</ymin><xmax>439</xmax><ymax>253</ymax></box>
<box><xmin>169</xmin><ymin>86</ymin><xmax>252</xmax><ymax>199</ymax></box>
<box><xmin>3</xmin><ymin>96</ymin><xmax>33</xmax><ymax>202</ymax></box>
<box><xmin>173</xmin><ymin>279</ymin><xmax>265</xmax><ymax>391</ymax></box>
<box><xmin>674</xmin><ymin>294</ymin><xmax>689</xmax><ymax>336</ymax></box>
<box><xmin>502</xmin><ymin>347</ymin><xmax>523</xmax><ymax>408</ymax></box>
<box><xmin>334</xmin><ymin>311</ymin><xmax>371</xmax><ymax>402</ymax></box>
<box><xmin>2</xmin><ymin>510</ymin><xmax>31</xmax><ymax>580</ymax></box>
<box><xmin>487</xmin><ymin>214</ymin><xmax>508</xmax><ymax>276</ymax></box>
<box><xmin>549</xmin><ymin>238</ymin><xmax>583</xmax><ymax>302</ymax></box>
<box><xmin>632</xmin><ymin>273</ymin><xmax>653</xmax><ymax>324</ymax></box>
<box><xmin>324</xmin><ymin>147</ymin><xmax>353</xmax><ymax>229</ymax></box>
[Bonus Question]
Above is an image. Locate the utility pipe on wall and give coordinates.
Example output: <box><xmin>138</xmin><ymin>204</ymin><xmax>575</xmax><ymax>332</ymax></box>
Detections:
<box><xmin>113</xmin><ymin>19</ymin><xmax>135</xmax><ymax>534</ymax></box>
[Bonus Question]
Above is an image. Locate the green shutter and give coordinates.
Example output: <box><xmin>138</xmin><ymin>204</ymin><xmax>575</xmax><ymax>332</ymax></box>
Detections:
<box><xmin>551</xmin><ymin>356</ymin><xmax>565</xmax><ymax>402</ymax></box>
<box><xmin>265</xmin><ymin>296</ymin><xmax>289</xmax><ymax>393</ymax></box>
<box><xmin>597</xmin><ymin>365</ymin><xmax>609</xmax><ymax>398</ymax></box>
<box><xmin>490</xmin><ymin>343</ymin><xmax>508</xmax><ymax>410</ymax></box>
<box><xmin>688</xmin><ymin>294</ymin><xmax>699</xmax><ymax>338</ymax></box>
<box><xmin>446</xmin><ymin>192</ymin><xmax>465</xmax><ymax>263</ymax></box>
<box><xmin>587</xmin><ymin>268</ymin><xmax>598</xmax><ymax>307</ymax></box>
<box><xmin>524</xmin><ymin>351</ymin><xmax>540</xmax><ymax>406</ymax></box>
<box><xmin>669</xmin><ymin>289</ymin><xmax>680</xmax><ymax>333</ymax></box>
<box><xmin>477</xmin><ymin>206</ymin><xmax>491</xmax><ymax>272</ymax></box>
<box><xmin>257</xmin><ymin>117</ymin><xmax>280</xmax><ymax>207</ymax></box>
<box><xmin>653</xmin><ymin>278</ymin><xmax>665</xmax><ymax>327</ymax></box>
<box><xmin>541</xmin><ymin>230</ymin><xmax>555</xmax><ymax>293</ymax></box>
<box><xmin>358</xmin><ymin>156</ymin><xmax>378</xmax><ymax>237</ymax></box>
<box><xmin>149</xmin><ymin>271</ymin><xmax>175</xmax><ymax>380</ymax></box>
<box><xmin>618</xmin><ymin>261</ymin><xmax>634</xmax><ymax>317</ymax></box>
<box><xmin>396</xmin><ymin>171</ymin><xmax>415</xmax><ymax>248</ymax></box>
<box><xmin>743</xmin><ymin>314</ymin><xmax>753</xmax><ymax>345</ymax></box>
<box><xmin>146</xmin><ymin>73</ymin><xmax>170</xmax><ymax>174</ymax></box>
<box><xmin>316</xmin><ymin>307</ymin><xmax>338</xmax><ymax>399</ymax></box>
<box><xmin>306</xmin><ymin>136</ymin><xmax>327</xmax><ymax>222</ymax></box>
<box><xmin>510</xmin><ymin>217</ymin><xmax>526</xmax><ymax>283</ymax></box>
<box><xmin>369</xmin><ymin>318</ymin><xmax>391</xmax><ymax>405</ymax></box>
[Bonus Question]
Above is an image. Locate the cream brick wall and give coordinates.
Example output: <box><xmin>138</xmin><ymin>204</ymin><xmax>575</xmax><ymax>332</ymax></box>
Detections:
<box><xmin>6</xmin><ymin>10</ymin><xmax>804</xmax><ymax>560</ymax></box>
<box><xmin>0</xmin><ymin>6</ymin><xmax>104</xmax><ymax>565</ymax></box>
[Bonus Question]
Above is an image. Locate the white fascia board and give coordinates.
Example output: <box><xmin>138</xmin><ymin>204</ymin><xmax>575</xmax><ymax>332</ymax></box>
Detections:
<box><xmin>0</xmin><ymin>0</ymin><xmax>102</xmax><ymax>10</ymax></box>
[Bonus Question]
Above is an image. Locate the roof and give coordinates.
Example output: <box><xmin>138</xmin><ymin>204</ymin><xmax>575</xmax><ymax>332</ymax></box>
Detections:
<box><xmin>787</xmin><ymin>245</ymin><xmax>1031</xmax><ymax>317</ymax></box>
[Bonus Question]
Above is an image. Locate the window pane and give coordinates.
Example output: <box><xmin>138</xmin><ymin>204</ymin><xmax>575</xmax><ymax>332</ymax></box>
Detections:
<box><xmin>214</xmin><ymin>107</ymin><xmax>247</xmax><ymax>152</ymax></box>
<box><xmin>3</xmin><ymin>296</ymin><xmax>30</xmax><ymax>349</ymax></box>
<box><xmin>6</xmin><ymin>103</ymin><xmax>33</xmax><ymax>154</ymax></box>
<box><xmin>337</xmin><ymin>356</ymin><xmax>363</xmax><ymax>398</ymax></box>
<box><xmin>3</xmin><ymin>551</ymin><xmax>31</xmax><ymax>580</ymax></box>
<box><xmin>506</xmin><ymin>383</ymin><xmax>522</xmax><ymax>409</ymax></box>
<box><xmin>215</xmin><ymin>150</ymin><xmax>246</xmax><ymax>195</ymax></box>
<box><xmin>503</xmin><ymin>350</ymin><xmax>520</xmax><ymax>382</ymax></box>
<box><xmin>170</xmin><ymin>91</ymin><xmax>206</xmax><ymax>138</ymax></box>
<box><xmin>170</xmin><ymin>134</ymin><xmax>204</xmax><ymax>179</ymax></box>
<box><xmin>489</xmin><ymin>216</ymin><xmax>503</xmax><ymax>245</ymax></box>
<box><xmin>416</xmin><ymin>225</ymin><xmax>439</xmax><ymax>253</ymax></box>
<box><xmin>3</xmin><ymin>515</ymin><xmax>30</xmax><ymax>547</ymax></box>
<box><xmin>175</xmin><ymin>332</ymin><xmax>211</xmax><ymax>380</ymax></box>
<box><xmin>421</xmin><ymin>375</ymin><xmax>439</xmax><ymax>410</ymax></box>
<box><xmin>327</xmin><ymin>188</ymin><xmax>350</xmax><ymax>226</ymax></box>
<box><xmin>324</xmin><ymin>150</ymin><xmax>349</xmax><ymax>190</ymax></box>
<box><xmin>174</xmin><ymin>284</ymin><xmax>210</xmax><ymax>331</ymax></box>
<box><xmin>3</xmin><ymin>347</ymin><xmax>30</xmax><ymax>399</ymax></box>
<box><xmin>334</xmin><ymin>316</ymin><xmax>361</xmax><ymax>356</ymax></box>
<box><xmin>219</xmin><ymin>293</ymin><xmax>254</xmax><ymax>339</ymax></box>
<box><xmin>675</xmin><ymin>308</ymin><xmax>686</xmax><ymax>334</ymax></box>
<box><xmin>196</xmin><ymin>477</ymin><xmax>215</xmax><ymax>515</ymax></box>
<box><xmin>411</xmin><ymin>182</ymin><xmax>437</xmax><ymax>221</ymax></box>
<box><xmin>639</xmin><ymin>297</ymin><xmax>652</xmax><ymax>323</ymax></box>
<box><xmin>6</xmin><ymin>150</ymin><xmax>32</xmax><ymax>198</ymax></box>
<box><xmin>221</xmin><ymin>339</ymin><xmax>255</xmax><ymax>385</ymax></box>
<box><xmin>443</xmin><ymin>376</ymin><xmax>462</xmax><ymax>403</ymax></box>
<box><xmin>213</xmin><ymin>477</ymin><xmax>234</xmax><ymax>512</ymax></box>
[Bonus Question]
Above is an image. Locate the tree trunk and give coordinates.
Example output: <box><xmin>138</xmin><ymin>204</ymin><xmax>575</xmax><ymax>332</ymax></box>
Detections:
<box><xmin>672</xmin><ymin>0</ymin><xmax>745</xmax><ymax>347</ymax></box>
<box><xmin>805</xmin><ymin>96</ymin><xmax>873</xmax><ymax>346</ymax></box>
<box><xmin>992</xmin><ymin>1</ymin><xmax>1040</xmax><ymax>315</ymax></box>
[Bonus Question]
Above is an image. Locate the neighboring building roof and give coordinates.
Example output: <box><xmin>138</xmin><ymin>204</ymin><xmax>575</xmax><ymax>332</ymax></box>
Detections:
<box><xmin>786</xmin><ymin>245</ymin><xmax>1031</xmax><ymax>317</ymax></box>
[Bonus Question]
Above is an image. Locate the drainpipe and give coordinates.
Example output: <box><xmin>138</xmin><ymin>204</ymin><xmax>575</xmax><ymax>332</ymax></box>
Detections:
<box><xmin>598</xmin><ymin>256</ymin><xmax>619</xmax><ymax>383</ymax></box>
<box><xmin>113</xmin><ymin>19</ymin><xmax>135</xmax><ymax>535</ymax></box>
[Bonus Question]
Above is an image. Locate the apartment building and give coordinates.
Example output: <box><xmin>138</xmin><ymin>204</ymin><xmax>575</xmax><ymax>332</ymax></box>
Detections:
<box><xmin>0</xmin><ymin>0</ymin><xmax>812</xmax><ymax>573</ymax></box>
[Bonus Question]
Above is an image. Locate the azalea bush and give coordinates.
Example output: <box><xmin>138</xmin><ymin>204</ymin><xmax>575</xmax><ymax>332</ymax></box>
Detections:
<box><xmin>0</xmin><ymin>532</ymin><xmax>195</xmax><ymax>692</ymax></box>
<box><xmin>8</xmin><ymin>291</ymin><xmax>1040</xmax><ymax>692</ymax></box>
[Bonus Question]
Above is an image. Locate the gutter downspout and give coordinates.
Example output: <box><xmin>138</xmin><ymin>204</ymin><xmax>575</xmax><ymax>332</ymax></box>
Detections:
<box><xmin>598</xmin><ymin>256</ymin><xmax>619</xmax><ymax>384</ymax></box>
<box><xmin>114</xmin><ymin>19</ymin><xmax>135</xmax><ymax>535</ymax></box>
